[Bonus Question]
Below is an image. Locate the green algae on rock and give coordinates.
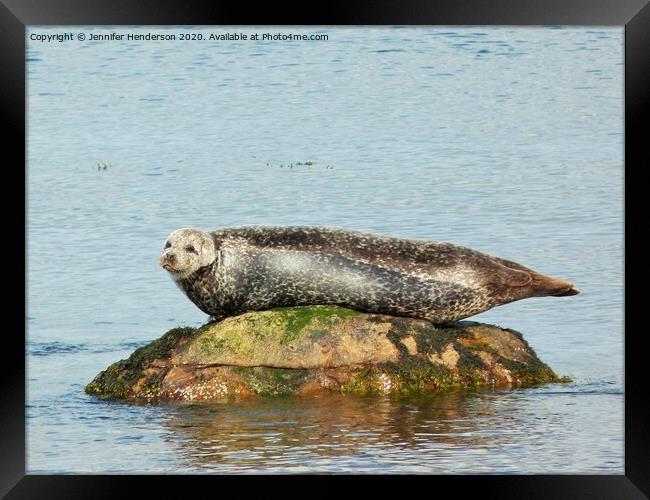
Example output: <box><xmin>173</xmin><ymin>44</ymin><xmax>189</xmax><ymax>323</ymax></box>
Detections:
<box><xmin>85</xmin><ymin>306</ymin><xmax>567</xmax><ymax>401</ymax></box>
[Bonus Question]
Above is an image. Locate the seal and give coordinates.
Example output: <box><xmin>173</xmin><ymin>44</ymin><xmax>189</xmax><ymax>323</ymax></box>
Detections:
<box><xmin>159</xmin><ymin>226</ymin><xmax>579</xmax><ymax>323</ymax></box>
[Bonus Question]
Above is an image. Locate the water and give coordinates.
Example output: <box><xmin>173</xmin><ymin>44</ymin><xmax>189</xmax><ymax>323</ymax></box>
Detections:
<box><xmin>26</xmin><ymin>26</ymin><xmax>624</xmax><ymax>474</ymax></box>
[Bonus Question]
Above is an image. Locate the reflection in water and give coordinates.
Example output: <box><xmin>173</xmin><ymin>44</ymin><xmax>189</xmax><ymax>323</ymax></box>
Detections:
<box><xmin>161</xmin><ymin>390</ymin><xmax>519</xmax><ymax>472</ymax></box>
<box><xmin>154</xmin><ymin>385</ymin><xmax>622</xmax><ymax>473</ymax></box>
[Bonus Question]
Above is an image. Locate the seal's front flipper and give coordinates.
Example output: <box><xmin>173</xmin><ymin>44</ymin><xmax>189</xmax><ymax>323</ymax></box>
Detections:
<box><xmin>206</xmin><ymin>315</ymin><xmax>224</xmax><ymax>325</ymax></box>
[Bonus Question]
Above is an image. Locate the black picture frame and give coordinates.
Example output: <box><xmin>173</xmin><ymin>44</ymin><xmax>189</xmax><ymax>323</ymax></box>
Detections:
<box><xmin>4</xmin><ymin>0</ymin><xmax>645</xmax><ymax>497</ymax></box>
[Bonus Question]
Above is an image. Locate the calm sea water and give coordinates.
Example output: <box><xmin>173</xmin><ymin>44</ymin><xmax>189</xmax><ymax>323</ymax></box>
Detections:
<box><xmin>26</xmin><ymin>26</ymin><xmax>624</xmax><ymax>474</ymax></box>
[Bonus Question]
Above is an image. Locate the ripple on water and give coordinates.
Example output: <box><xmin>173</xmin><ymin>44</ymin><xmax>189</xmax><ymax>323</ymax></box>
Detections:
<box><xmin>28</xmin><ymin>340</ymin><xmax>148</xmax><ymax>356</ymax></box>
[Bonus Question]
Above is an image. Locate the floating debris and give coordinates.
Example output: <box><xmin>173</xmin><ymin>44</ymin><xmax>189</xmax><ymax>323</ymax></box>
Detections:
<box><xmin>266</xmin><ymin>160</ymin><xmax>334</xmax><ymax>170</ymax></box>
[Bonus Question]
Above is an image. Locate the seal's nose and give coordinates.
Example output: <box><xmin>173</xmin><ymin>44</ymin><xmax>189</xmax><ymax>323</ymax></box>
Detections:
<box><xmin>159</xmin><ymin>253</ymin><xmax>176</xmax><ymax>267</ymax></box>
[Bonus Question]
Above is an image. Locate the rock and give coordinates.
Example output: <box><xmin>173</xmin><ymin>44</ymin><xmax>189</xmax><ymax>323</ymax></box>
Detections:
<box><xmin>85</xmin><ymin>306</ymin><xmax>568</xmax><ymax>401</ymax></box>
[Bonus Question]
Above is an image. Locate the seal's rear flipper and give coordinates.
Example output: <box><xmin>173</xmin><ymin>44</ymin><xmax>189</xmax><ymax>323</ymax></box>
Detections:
<box><xmin>492</xmin><ymin>256</ymin><xmax>580</xmax><ymax>297</ymax></box>
<box><xmin>551</xmin><ymin>285</ymin><xmax>580</xmax><ymax>296</ymax></box>
<box><xmin>529</xmin><ymin>274</ymin><xmax>580</xmax><ymax>297</ymax></box>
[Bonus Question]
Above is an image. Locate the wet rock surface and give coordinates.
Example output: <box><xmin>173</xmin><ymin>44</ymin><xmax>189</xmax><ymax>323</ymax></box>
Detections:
<box><xmin>85</xmin><ymin>306</ymin><xmax>567</xmax><ymax>401</ymax></box>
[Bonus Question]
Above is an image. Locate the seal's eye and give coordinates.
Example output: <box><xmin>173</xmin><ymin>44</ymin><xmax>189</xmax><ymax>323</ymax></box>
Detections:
<box><xmin>185</xmin><ymin>245</ymin><xmax>197</xmax><ymax>254</ymax></box>
<box><xmin>164</xmin><ymin>241</ymin><xmax>171</xmax><ymax>249</ymax></box>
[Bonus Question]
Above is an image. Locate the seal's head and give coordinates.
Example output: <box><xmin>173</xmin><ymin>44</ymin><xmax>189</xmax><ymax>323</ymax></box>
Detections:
<box><xmin>159</xmin><ymin>228</ymin><xmax>216</xmax><ymax>280</ymax></box>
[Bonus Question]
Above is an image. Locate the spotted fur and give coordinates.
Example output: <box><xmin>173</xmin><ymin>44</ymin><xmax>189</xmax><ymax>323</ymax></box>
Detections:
<box><xmin>159</xmin><ymin>226</ymin><xmax>579</xmax><ymax>323</ymax></box>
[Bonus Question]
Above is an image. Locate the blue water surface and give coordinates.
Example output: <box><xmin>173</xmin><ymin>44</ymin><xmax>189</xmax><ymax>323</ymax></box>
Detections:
<box><xmin>27</xmin><ymin>26</ymin><xmax>623</xmax><ymax>474</ymax></box>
